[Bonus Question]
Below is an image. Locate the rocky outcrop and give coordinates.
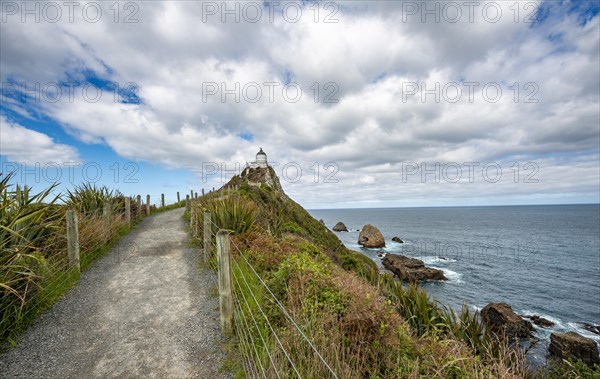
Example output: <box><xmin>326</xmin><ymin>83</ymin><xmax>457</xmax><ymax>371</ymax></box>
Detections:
<box><xmin>333</xmin><ymin>222</ymin><xmax>348</xmax><ymax>232</ymax></box>
<box><xmin>580</xmin><ymin>323</ymin><xmax>600</xmax><ymax>336</ymax></box>
<box><xmin>549</xmin><ymin>331</ymin><xmax>600</xmax><ymax>366</ymax></box>
<box><xmin>240</xmin><ymin>166</ymin><xmax>284</xmax><ymax>193</ymax></box>
<box><xmin>481</xmin><ymin>303</ymin><xmax>533</xmax><ymax>339</ymax></box>
<box><xmin>392</xmin><ymin>237</ymin><xmax>404</xmax><ymax>243</ymax></box>
<box><xmin>525</xmin><ymin>315</ymin><xmax>555</xmax><ymax>328</ymax></box>
<box><xmin>358</xmin><ymin>224</ymin><xmax>385</xmax><ymax>248</ymax></box>
<box><xmin>382</xmin><ymin>254</ymin><xmax>447</xmax><ymax>282</ymax></box>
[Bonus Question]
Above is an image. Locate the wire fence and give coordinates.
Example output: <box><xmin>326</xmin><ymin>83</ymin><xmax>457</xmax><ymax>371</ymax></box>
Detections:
<box><xmin>0</xmin><ymin>190</ymin><xmax>186</xmax><ymax>347</ymax></box>
<box><xmin>189</xmin><ymin>200</ymin><xmax>338</xmax><ymax>379</ymax></box>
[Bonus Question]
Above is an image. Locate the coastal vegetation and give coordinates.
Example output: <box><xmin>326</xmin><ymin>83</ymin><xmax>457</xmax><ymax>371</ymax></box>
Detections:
<box><xmin>194</xmin><ymin>176</ymin><xmax>600</xmax><ymax>378</ymax></box>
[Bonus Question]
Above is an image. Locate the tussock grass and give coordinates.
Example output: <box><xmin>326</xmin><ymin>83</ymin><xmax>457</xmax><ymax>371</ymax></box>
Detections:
<box><xmin>66</xmin><ymin>183</ymin><xmax>119</xmax><ymax>216</ymax></box>
<box><xmin>1</xmin><ymin>173</ymin><xmax>63</xmax><ymax>345</ymax></box>
<box><xmin>191</xmin><ymin>195</ymin><xmax>258</xmax><ymax>235</ymax></box>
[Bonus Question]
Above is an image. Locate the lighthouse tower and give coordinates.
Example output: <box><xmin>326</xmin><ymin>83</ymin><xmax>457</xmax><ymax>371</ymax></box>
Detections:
<box><xmin>255</xmin><ymin>148</ymin><xmax>267</xmax><ymax>168</ymax></box>
<box><xmin>244</xmin><ymin>148</ymin><xmax>270</xmax><ymax>170</ymax></box>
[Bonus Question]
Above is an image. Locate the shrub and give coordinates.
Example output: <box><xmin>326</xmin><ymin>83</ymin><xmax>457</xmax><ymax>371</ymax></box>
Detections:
<box><xmin>281</xmin><ymin>221</ymin><xmax>303</xmax><ymax>235</ymax></box>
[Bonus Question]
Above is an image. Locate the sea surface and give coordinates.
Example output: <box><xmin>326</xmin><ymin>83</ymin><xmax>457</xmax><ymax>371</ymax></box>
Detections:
<box><xmin>309</xmin><ymin>204</ymin><xmax>600</xmax><ymax>364</ymax></box>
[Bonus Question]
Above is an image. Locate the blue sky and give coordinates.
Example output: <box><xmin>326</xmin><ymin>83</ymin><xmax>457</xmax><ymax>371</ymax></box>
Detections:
<box><xmin>1</xmin><ymin>0</ymin><xmax>599</xmax><ymax>209</ymax></box>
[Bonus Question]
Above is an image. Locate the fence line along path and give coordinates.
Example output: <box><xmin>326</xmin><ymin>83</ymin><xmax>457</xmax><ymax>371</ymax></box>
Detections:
<box><xmin>0</xmin><ymin>208</ymin><xmax>228</xmax><ymax>379</ymax></box>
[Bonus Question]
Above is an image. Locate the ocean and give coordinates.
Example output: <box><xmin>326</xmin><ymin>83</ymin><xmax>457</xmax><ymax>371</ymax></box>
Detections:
<box><xmin>309</xmin><ymin>204</ymin><xmax>600</xmax><ymax>364</ymax></box>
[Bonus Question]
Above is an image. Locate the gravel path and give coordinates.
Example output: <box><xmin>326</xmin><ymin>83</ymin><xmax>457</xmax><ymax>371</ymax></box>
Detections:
<box><xmin>0</xmin><ymin>208</ymin><xmax>229</xmax><ymax>378</ymax></box>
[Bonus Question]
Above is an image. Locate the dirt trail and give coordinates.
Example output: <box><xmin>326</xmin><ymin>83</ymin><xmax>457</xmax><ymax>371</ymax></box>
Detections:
<box><xmin>0</xmin><ymin>208</ymin><xmax>229</xmax><ymax>378</ymax></box>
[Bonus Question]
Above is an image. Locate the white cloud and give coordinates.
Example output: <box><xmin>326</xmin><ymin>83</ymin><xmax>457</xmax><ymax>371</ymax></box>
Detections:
<box><xmin>0</xmin><ymin>116</ymin><xmax>80</xmax><ymax>165</ymax></box>
<box><xmin>0</xmin><ymin>1</ymin><xmax>598</xmax><ymax>206</ymax></box>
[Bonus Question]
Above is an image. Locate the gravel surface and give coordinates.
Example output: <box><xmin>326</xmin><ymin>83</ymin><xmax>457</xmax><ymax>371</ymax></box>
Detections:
<box><xmin>0</xmin><ymin>208</ymin><xmax>231</xmax><ymax>378</ymax></box>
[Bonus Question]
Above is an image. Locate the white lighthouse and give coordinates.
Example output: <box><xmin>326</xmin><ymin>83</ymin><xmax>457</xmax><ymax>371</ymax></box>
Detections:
<box><xmin>243</xmin><ymin>148</ymin><xmax>270</xmax><ymax>171</ymax></box>
<box><xmin>255</xmin><ymin>148</ymin><xmax>267</xmax><ymax>168</ymax></box>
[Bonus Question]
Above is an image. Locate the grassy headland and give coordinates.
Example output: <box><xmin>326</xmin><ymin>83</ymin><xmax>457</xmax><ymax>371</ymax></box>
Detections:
<box><xmin>191</xmin><ymin>168</ymin><xmax>599</xmax><ymax>378</ymax></box>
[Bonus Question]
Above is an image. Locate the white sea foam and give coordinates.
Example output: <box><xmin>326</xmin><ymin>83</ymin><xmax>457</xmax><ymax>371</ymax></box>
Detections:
<box><xmin>381</xmin><ymin>245</ymin><xmax>403</xmax><ymax>253</ymax></box>
<box><xmin>518</xmin><ymin>310</ymin><xmax>600</xmax><ymax>346</ymax></box>
<box><xmin>520</xmin><ymin>310</ymin><xmax>564</xmax><ymax>329</ymax></box>
<box><xmin>422</xmin><ymin>256</ymin><xmax>457</xmax><ymax>265</ymax></box>
<box><xmin>566</xmin><ymin>322</ymin><xmax>600</xmax><ymax>342</ymax></box>
<box><xmin>431</xmin><ymin>267</ymin><xmax>463</xmax><ymax>284</ymax></box>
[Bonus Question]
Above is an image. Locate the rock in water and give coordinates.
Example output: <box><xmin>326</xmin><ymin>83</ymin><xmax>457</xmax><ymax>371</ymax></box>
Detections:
<box><xmin>579</xmin><ymin>322</ymin><xmax>600</xmax><ymax>336</ymax></box>
<box><xmin>549</xmin><ymin>331</ymin><xmax>600</xmax><ymax>367</ymax></box>
<box><xmin>392</xmin><ymin>236</ymin><xmax>404</xmax><ymax>243</ymax></box>
<box><xmin>481</xmin><ymin>303</ymin><xmax>533</xmax><ymax>339</ymax></box>
<box><xmin>332</xmin><ymin>222</ymin><xmax>348</xmax><ymax>232</ymax></box>
<box><xmin>382</xmin><ymin>254</ymin><xmax>447</xmax><ymax>282</ymax></box>
<box><xmin>526</xmin><ymin>315</ymin><xmax>555</xmax><ymax>328</ymax></box>
<box><xmin>358</xmin><ymin>224</ymin><xmax>385</xmax><ymax>248</ymax></box>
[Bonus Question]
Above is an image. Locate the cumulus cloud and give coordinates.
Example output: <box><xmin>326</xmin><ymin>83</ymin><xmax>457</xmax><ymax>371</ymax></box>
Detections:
<box><xmin>0</xmin><ymin>0</ymin><xmax>598</xmax><ymax>206</ymax></box>
<box><xmin>0</xmin><ymin>116</ymin><xmax>80</xmax><ymax>165</ymax></box>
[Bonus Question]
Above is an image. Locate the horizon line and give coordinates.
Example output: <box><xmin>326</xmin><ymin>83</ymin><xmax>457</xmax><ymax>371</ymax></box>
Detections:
<box><xmin>307</xmin><ymin>202</ymin><xmax>600</xmax><ymax>211</ymax></box>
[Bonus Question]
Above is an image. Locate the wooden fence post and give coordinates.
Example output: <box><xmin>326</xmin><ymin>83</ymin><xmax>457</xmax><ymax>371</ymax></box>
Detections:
<box><xmin>204</xmin><ymin>211</ymin><xmax>211</xmax><ymax>262</ymax></box>
<box><xmin>177</xmin><ymin>191</ymin><xmax>180</xmax><ymax>203</ymax></box>
<box><xmin>161</xmin><ymin>193</ymin><xmax>165</xmax><ymax>208</ymax></box>
<box><xmin>136</xmin><ymin>195</ymin><xmax>142</xmax><ymax>219</ymax></box>
<box><xmin>195</xmin><ymin>192</ymin><xmax>198</xmax><ymax>199</ymax></box>
<box><xmin>186</xmin><ymin>195</ymin><xmax>190</xmax><ymax>211</ymax></box>
<box><xmin>146</xmin><ymin>195</ymin><xmax>150</xmax><ymax>215</ymax></box>
<box><xmin>202</xmin><ymin>188</ymin><xmax>205</xmax><ymax>196</ymax></box>
<box><xmin>217</xmin><ymin>230</ymin><xmax>233</xmax><ymax>335</ymax></box>
<box><xmin>190</xmin><ymin>207</ymin><xmax>195</xmax><ymax>237</ymax></box>
<box><xmin>125</xmin><ymin>197</ymin><xmax>131</xmax><ymax>227</ymax></box>
<box><xmin>103</xmin><ymin>202</ymin><xmax>111</xmax><ymax>240</ymax></box>
<box><xmin>66</xmin><ymin>209</ymin><xmax>80</xmax><ymax>273</ymax></box>
<box><xmin>190</xmin><ymin>189</ymin><xmax>193</xmax><ymax>199</ymax></box>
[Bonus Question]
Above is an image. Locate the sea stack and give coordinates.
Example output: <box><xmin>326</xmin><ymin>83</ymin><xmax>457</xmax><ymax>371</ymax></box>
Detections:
<box><xmin>333</xmin><ymin>222</ymin><xmax>348</xmax><ymax>232</ymax></box>
<box><xmin>358</xmin><ymin>224</ymin><xmax>385</xmax><ymax>248</ymax></box>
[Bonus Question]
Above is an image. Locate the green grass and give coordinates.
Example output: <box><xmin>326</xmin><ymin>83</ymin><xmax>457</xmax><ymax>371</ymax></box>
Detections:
<box><xmin>219</xmin><ymin>338</ymin><xmax>246</xmax><ymax>379</ymax></box>
<box><xmin>230</xmin><ymin>257</ymin><xmax>277</xmax><ymax>377</ymax></box>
